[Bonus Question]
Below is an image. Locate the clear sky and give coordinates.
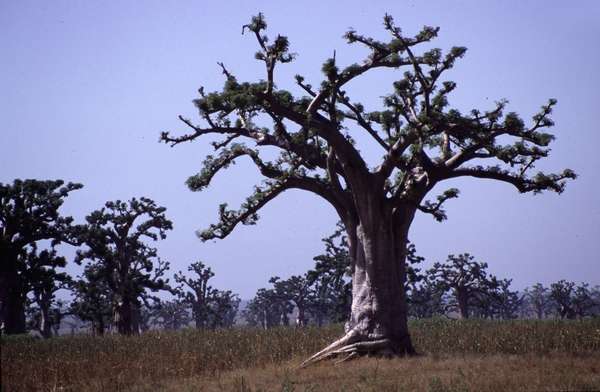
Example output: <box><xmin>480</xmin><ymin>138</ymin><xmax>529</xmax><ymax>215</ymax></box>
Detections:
<box><xmin>1</xmin><ymin>1</ymin><xmax>599</xmax><ymax>299</ymax></box>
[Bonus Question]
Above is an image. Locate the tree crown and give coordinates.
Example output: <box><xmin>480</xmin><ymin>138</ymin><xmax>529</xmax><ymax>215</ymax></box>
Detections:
<box><xmin>161</xmin><ymin>14</ymin><xmax>575</xmax><ymax>240</ymax></box>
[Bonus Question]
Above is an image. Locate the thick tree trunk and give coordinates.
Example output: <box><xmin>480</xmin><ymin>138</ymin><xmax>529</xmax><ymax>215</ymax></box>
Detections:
<box><xmin>344</xmin><ymin>214</ymin><xmax>415</xmax><ymax>355</ymax></box>
<box><xmin>1</xmin><ymin>278</ymin><xmax>27</xmax><ymax>334</ymax></box>
<box><xmin>2</xmin><ymin>291</ymin><xmax>26</xmax><ymax>335</ymax></box>
<box><xmin>0</xmin><ymin>249</ymin><xmax>27</xmax><ymax>335</ymax></box>
<box><xmin>300</xmin><ymin>196</ymin><xmax>418</xmax><ymax>366</ymax></box>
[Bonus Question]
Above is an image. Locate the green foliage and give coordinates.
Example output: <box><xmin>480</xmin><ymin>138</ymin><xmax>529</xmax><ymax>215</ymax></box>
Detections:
<box><xmin>0</xmin><ymin>179</ymin><xmax>82</xmax><ymax>247</ymax></box>
<box><xmin>161</xmin><ymin>13</ymin><xmax>575</xmax><ymax>243</ymax></box>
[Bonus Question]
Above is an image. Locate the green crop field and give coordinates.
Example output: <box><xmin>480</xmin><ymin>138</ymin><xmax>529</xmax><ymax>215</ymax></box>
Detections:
<box><xmin>2</xmin><ymin>319</ymin><xmax>600</xmax><ymax>391</ymax></box>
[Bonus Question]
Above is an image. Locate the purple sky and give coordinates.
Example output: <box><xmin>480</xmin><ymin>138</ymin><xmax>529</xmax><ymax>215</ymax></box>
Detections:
<box><xmin>1</xmin><ymin>1</ymin><xmax>599</xmax><ymax>298</ymax></box>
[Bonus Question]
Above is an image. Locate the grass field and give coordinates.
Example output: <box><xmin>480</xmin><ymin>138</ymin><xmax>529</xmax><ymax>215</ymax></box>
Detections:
<box><xmin>2</xmin><ymin>318</ymin><xmax>600</xmax><ymax>391</ymax></box>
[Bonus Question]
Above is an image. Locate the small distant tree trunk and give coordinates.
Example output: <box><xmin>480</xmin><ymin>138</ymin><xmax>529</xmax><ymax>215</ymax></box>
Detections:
<box><xmin>115</xmin><ymin>297</ymin><xmax>134</xmax><ymax>335</ymax></box>
<box><xmin>280</xmin><ymin>312</ymin><xmax>289</xmax><ymax>326</ymax></box>
<box><xmin>92</xmin><ymin>313</ymin><xmax>106</xmax><ymax>336</ymax></box>
<box><xmin>315</xmin><ymin>309</ymin><xmax>325</xmax><ymax>327</ymax></box>
<box><xmin>456</xmin><ymin>289</ymin><xmax>469</xmax><ymax>319</ymax></box>
<box><xmin>296</xmin><ymin>305</ymin><xmax>307</xmax><ymax>327</ymax></box>
<box><xmin>39</xmin><ymin>293</ymin><xmax>53</xmax><ymax>339</ymax></box>
<box><xmin>535</xmin><ymin>303</ymin><xmax>543</xmax><ymax>320</ymax></box>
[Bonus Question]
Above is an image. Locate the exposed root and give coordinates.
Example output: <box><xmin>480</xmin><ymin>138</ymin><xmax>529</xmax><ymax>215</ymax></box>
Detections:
<box><xmin>298</xmin><ymin>329</ymin><xmax>359</xmax><ymax>368</ymax></box>
<box><xmin>334</xmin><ymin>351</ymin><xmax>359</xmax><ymax>365</ymax></box>
<box><xmin>299</xmin><ymin>330</ymin><xmax>405</xmax><ymax>368</ymax></box>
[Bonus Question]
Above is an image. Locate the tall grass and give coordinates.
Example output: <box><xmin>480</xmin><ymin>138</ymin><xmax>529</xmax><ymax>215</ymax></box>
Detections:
<box><xmin>410</xmin><ymin>318</ymin><xmax>600</xmax><ymax>355</ymax></box>
<box><xmin>2</xmin><ymin>319</ymin><xmax>599</xmax><ymax>391</ymax></box>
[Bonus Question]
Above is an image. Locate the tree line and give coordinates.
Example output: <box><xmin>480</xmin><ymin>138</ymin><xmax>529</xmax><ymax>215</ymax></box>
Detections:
<box><xmin>0</xmin><ymin>179</ymin><xmax>239</xmax><ymax>337</ymax></box>
<box><xmin>1</xmin><ymin>179</ymin><xmax>597</xmax><ymax>338</ymax></box>
<box><xmin>243</xmin><ymin>225</ymin><xmax>600</xmax><ymax>327</ymax></box>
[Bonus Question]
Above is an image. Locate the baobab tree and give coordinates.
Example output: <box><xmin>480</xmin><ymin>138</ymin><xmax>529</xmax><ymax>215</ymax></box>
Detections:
<box><xmin>75</xmin><ymin>198</ymin><xmax>173</xmax><ymax>335</ymax></box>
<box><xmin>244</xmin><ymin>287</ymin><xmax>293</xmax><ymax>328</ymax></box>
<box><xmin>428</xmin><ymin>253</ymin><xmax>497</xmax><ymax>319</ymax></box>
<box><xmin>152</xmin><ymin>299</ymin><xmax>191</xmax><ymax>330</ymax></box>
<box><xmin>27</xmin><ymin>248</ymin><xmax>72</xmax><ymax>338</ymax></box>
<box><xmin>523</xmin><ymin>283</ymin><xmax>553</xmax><ymax>319</ymax></box>
<box><xmin>175</xmin><ymin>261</ymin><xmax>240</xmax><ymax>329</ymax></box>
<box><xmin>70</xmin><ymin>262</ymin><xmax>113</xmax><ymax>335</ymax></box>
<box><xmin>0</xmin><ymin>179</ymin><xmax>81</xmax><ymax>335</ymax></box>
<box><xmin>270</xmin><ymin>275</ymin><xmax>314</xmax><ymax>327</ymax></box>
<box><xmin>175</xmin><ymin>261</ymin><xmax>214</xmax><ymax>329</ymax></box>
<box><xmin>161</xmin><ymin>14</ymin><xmax>575</xmax><ymax>363</ymax></box>
<box><xmin>307</xmin><ymin>224</ymin><xmax>352</xmax><ymax>324</ymax></box>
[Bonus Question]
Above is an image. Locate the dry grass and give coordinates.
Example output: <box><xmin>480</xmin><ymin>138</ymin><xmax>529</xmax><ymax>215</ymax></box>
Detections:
<box><xmin>2</xmin><ymin>319</ymin><xmax>600</xmax><ymax>391</ymax></box>
<box><xmin>153</xmin><ymin>353</ymin><xmax>600</xmax><ymax>392</ymax></box>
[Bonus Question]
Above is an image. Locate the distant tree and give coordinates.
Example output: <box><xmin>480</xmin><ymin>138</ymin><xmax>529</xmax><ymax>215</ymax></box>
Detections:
<box><xmin>26</xmin><ymin>248</ymin><xmax>72</xmax><ymax>338</ymax></box>
<box><xmin>306</xmin><ymin>224</ymin><xmax>352</xmax><ymax>325</ymax></box>
<box><xmin>243</xmin><ymin>287</ymin><xmax>292</xmax><ymax>328</ymax></box>
<box><xmin>174</xmin><ymin>261</ymin><xmax>214</xmax><ymax>328</ymax></box>
<box><xmin>270</xmin><ymin>275</ymin><xmax>314</xmax><ymax>326</ymax></box>
<box><xmin>28</xmin><ymin>298</ymin><xmax>70</xmax><ymax>338</ymax></box>
<box><xmin>75</xmin><ymin>198</ymin><xmax>173</xmax><ymax>335</ymax></box>
<box><xmin>428</xmin><ymin>253</ymin><xmax>496</xmax><ymax>319</ymax></box>
<box><xmin>548</xmin><ymin>280</ymin><xmax>596</xmax><ymax>319</ymax></box>
<box><xmin>571</xmin><ymin>283</ymin><xmax>596</xmax><ymax>318</ymax></box>
<box><xmin>241</xmin><ymin>296</ymin><xmax>265</xmax><ymax>328</ymax></box>
<box><xmin>523</xmin><ymin>283</ymin><xmax>553</xmax><ymax>319</ymax></box>
<box><xmin>404</xmin><ymin>242</ymin><xmax>426</xmax><ymax>310</ymax></box>
<box><xmin>206</xmin><ymin>289</ymin><xmax>240</xmax><ymax>328</ymax></box>
<box><xmin>591</xmin><ymin>286</ymin><xmax>600</xmax><ymax>317</ymax></box>
<box><xmin>487</xmin><ymin>278</ymin><xmax>523</xmax><ymax>319</ymax></box>
<box><xmin>153</xmin><ymin>299</ymin><xmax>191</xmax><ymax>330</ymax></box>
<box><xmin>175</xmin><ymin>261</ymin><xmax>240</xmax><ymax>329</ymax></box>
<box><xmin>0</xmin><ymin>179</ymin><xmax>81</xmax><ymax>334</ymax></box>
<box><xmin>407</xmin><ymin>278</ymin><xmax>446</xmax><ymax>318</ymax></box>
<box><xmin>162</xmin><ymin>13</ymin><xmax>575</xmax><ymax>360</ymax></box>
<box><xmin>70</xmin><ymin>263</ymin><xmax>113</xmax><ymax>335</ymax></box>
<box><xmin>550</xmin><ymin>280</ymin><xmax>577</xmax><ymax>319</ymax></box>
<box><xmin>137</xmin><ymin>303</ymin><xmax>156</xmax><ymax>333</ymax></box>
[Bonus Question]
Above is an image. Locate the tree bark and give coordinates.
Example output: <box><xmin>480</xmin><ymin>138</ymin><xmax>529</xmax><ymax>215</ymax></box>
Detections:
<box><xmin>456</xmin><ymin>289</ymin><xmax>470</xmax><ymax>319</ymax></box>
<box><xmin>39</xmin><ymin>292</ymin><xmax>53</xmax><ymax>339</ymax></box>
<box><xmin>114</xmin><ymin>297</ymin><xmax>135</xmax><ymax>335</ymax></box>
<box><xmin>296</xmin><ymin>304</ymin><xmax>307</xmax><ymax>327</ymax></box>
<box><xmin>2</xmin><ymin>288</ymin><xmax>26</xmax><ymax>335</ymax></box>
<box><xmin>93</xmin><ymin>317</ymin><xmax>105</xmax><ymax>336</ymax></box>
<box><xmin>0</xmin><ymin>251</ymin><xmax>27</xmax><ymax>335</ymax></box>
<box><xmin>342</xmin><ymin>202</ymin><xmax>417</xmax><ymax>355</ymax></box>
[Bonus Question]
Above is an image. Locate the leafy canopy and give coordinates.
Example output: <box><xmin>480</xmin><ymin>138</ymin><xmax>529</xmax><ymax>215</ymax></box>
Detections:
<box><xmin>162</xmin><ymin>14</ymin><xmax>575</xmax><ymax>240</ymax></box>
